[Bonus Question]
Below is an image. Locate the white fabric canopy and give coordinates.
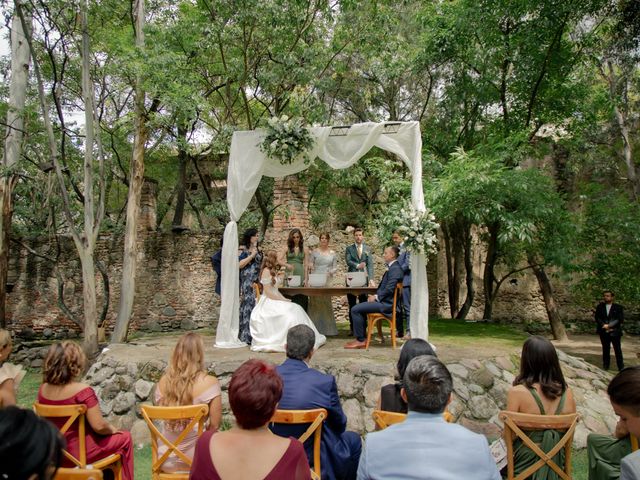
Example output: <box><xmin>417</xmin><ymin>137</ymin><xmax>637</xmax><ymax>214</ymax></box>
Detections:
<box><xmin>215</xmin><ymin>121</ymin><xmax>430</xmax><ymax>348</ymax></box>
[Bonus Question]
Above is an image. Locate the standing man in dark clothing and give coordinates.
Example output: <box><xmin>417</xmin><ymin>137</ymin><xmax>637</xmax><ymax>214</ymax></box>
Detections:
<box><xmin>211</xmin><ymin>238</ymin><xmax>223</xmax><ymax>296</ymax></box>
<box><xmin>595</xmin><ymin>290</ymin><xmax>625</xmax><ymax>371</ymax></box>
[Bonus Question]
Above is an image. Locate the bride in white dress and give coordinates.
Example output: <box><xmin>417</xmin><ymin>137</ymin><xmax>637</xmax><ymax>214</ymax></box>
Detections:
<box><xmin>250</xmin><ymin>251</ymin><xmax>326</xmax><ymax>352</ymax></box>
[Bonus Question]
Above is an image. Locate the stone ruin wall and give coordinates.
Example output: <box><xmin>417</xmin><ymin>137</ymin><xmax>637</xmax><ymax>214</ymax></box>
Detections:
<box><xmin>6</xmin><ymin>227</ymin><xmax>600</xmax><ymax>342</ymax></box>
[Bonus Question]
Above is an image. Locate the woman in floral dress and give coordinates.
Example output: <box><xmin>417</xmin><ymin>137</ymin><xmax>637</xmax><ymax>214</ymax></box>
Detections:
<box><xmin>238</xmin><ymin>228</ymin><xmax>262</xmax><ymax>344</ymax></box>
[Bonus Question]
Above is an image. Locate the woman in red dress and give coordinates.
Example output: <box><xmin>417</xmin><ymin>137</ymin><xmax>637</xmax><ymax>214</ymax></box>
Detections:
<box><xmin>37</xmin><ymin>341</ymin><xmax>134</xmax><ymax>480</ymax></box>
<box><xmin>190</xmin><ymin>359</ymin><xmax>310</xmax><ymax>480</ymax></box>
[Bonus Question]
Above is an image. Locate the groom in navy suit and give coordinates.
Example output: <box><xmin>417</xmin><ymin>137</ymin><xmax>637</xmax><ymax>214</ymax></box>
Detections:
<box><xmin>345</xmin><ymin>245</ymin><xmax>405</xmax><ymax>349</ymax></box>
<box><xmin>272</xmin><ymin>325</ymin><xmax>361</xmax><ymax>480</ymax></box>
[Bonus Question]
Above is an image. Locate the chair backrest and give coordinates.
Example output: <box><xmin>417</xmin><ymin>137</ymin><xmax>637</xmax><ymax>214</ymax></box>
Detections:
<box><xmin>499</xmin><ymin>410</ymin><xmax>580</xmax><ymax>480</ymax></box>
<box><xmin>54</xmin><ymin>468</ymin><xmax>104</xmax><ymax>480</ymax></box>
<box><xmin>271</xmin><ymin>408</ymin><xmax>328</xmax><ymax>479</ymax></box>
<box><xmin>253</xmin><ymin>281</ymin><xmax>262</xmax><ymax>301</ymax></box>
<box><xmin>33</xmin><ymin>403</ymin><xmax>88</xmax><ymax>467</ymax></box>
<box><xmin>372</xmin><ymin>409</ymin><xmax>453</xmax><ymax>430</ymax></box>
<box><xmin>372</xmin><ymin>409</ymin><xmax>406</xmax><ymax>429</ymax></box>
<box><xmin>392</xmin><ymin>282</ymin><xmax>402</xmax><ymax>316</ymax></box>
<box><xmin>140</xmin><ymin>404</ymin><xmax>209</xmax><ymax>478</ymax></box>
<box><xmin>632</xmin><ymin>434</ymin><xmax>639</xmax><ymax>452</ymax></box>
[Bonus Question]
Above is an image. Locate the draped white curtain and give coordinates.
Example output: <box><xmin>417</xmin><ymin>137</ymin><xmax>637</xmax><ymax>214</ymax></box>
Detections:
<box><xmin>215</xmin><ymin>121</ymin><xmax>430</xmax><ymax>348</ymax></box>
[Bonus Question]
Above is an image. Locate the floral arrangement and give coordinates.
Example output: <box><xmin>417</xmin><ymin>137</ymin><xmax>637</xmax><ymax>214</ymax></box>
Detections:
<box><xmin>394</xmin><ymin>204</ymin><xmax>439</xmax><ymax>255</ymax></box>
<box><xmin>260</xmin><ymin>115</ymin><xmax>315</xmax><ymax>165</ymax></box>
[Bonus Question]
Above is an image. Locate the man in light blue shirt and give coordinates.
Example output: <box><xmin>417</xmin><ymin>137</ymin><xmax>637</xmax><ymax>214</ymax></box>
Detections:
<box><xmin>357</xmin><ymin>355</ymin><xmax>501</xmax><ymax>480</ymax></box>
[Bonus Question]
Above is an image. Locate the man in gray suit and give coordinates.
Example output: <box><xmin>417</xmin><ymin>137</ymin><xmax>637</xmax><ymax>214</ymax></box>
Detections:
<box><xmin>357</xmin><ymin>356</ymin><xmax>501</xmax><ymax>480</ymax></box>
<box><xmin>345</xmin><ymin>228</ymin><xmax>374</xmax><ymax>335</ymax></box>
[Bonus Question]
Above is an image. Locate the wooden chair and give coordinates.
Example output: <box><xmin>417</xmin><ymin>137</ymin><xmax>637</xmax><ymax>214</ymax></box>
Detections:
<box><xmin>271</xmin><ymin>408</ymin><xmax>328</xmax><ymax>480</ymax></box>
<box><xmin>372</xmin><ymin>409</ymin><xmax>453</xmax><ymax>430</ymax></box>
<box><xmin>365</xmin><ymin>283</ymin><xmax>403</xmax><ymax>350</ymax></box>
<box><xmin>33</xmin><ymin>403</ymin><xmax>122</xmax><ymax>479</ymax></box>
<box><xmin>632</xmin><ymin>434</ymin><xmax>639</xmax><ymax>451</ymax></box>
<box><xmin>253</xmin><ymin>281</ymin><xmax>262</xmax><ymax>301</ymax></box>
<box><xmin>140</xmin><ymin>404</ymin><xmax>210</xmax><ymax>480</ymax></box>
<box><xmin>499</xmin><ymin>411</ymin><xmax>580</xmax><ymax>480</ymax></box>
<box><xmin>54</xmin><ymin>468</ymin><xmax>104</xmax><ymax>480</ymax></box>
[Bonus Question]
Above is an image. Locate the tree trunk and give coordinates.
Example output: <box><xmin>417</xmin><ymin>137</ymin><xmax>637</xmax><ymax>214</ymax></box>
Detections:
<box><xmin>482</xmin><ymin>223</ymin><xmax>499</xmax><ymax>320</ymax></box>
<box><xmin>112</xmin><ymin>0</ymin><xmax>147</xmax><ymax>343</ymax></box>
<box><xmin>172</xmin><ymin>124</ymin><xmax>188</xmax><ymax>229</ymax></box>
<box><xmin>456</xmin><ymin>225</ymin><xmax>474</xmax><ymax>320</ymax></box>
<box><xmin>0</xmin><ymin>9</ymin><xmax>30</xmax><ymax>327</ymax></box>
<box><xmin>79</xmin><ymin>249</ymin><xmax>99</xmax><ymax>357</ymax></box>
<box><xmin>442</xmin><ymin>222</ymin><xmax>463</xmax><ymax>318</ymax></box>
<box><xmin>528</xmin><ymin>255</ymin><xmax>568</xmax><ymax>341</ymax></box>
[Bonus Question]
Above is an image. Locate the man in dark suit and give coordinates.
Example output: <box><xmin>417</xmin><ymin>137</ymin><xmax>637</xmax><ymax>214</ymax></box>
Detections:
<box><xmin>272</xmin><ymin>325</ymin><xmax>361</xmax><ymax>480</ymax></box>
<box><xmin>344</xmin><ymin>228</ymin><xmax>375</xmax><ymax>335</ymax></box>
<box><xmin>392</xmin><ymin>230</ymin><xmax>411</xmax><ymax>339</ymax></box>
<box><xmin>210</xmin><ymin>242</ymin><xmax>222</xmax><ymax>296</ymax></box>
<box><xmin>345</xmin><ymin>245</ymin><xmax>404</xmax><ymax>349</ymax></box>
<box><xmin>594</xmin><ymin>290</ymin><xmax>625</xmax><ymax>371</ymax></box>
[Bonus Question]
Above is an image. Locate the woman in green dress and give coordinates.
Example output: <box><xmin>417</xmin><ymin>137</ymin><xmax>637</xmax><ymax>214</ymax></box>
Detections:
<box><xmin>279</xmin><ymin>228</ymin><xmax>308</xmax><ymax>311</ymax></box>
<box><xmin>505</xmin><ymin>336</ymin><xmax>577</xmax><ymax>479</ymax></box>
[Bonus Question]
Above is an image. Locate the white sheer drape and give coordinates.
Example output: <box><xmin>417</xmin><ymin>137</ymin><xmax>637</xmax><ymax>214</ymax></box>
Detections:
<box><xmin>215</xmin><ymin>121</ymin><xmax>429</xmax><ymax>348</ymax></box>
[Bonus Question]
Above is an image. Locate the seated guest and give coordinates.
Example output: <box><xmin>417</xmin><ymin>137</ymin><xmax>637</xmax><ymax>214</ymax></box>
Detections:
<box><xmin>358</xmin><ymin>356</ymin><xmax>500</xmax><ymax>479</ymax></box>
<box><xmin>588</xmin><ymin>419</ymin><xmax>635</xmax><ymax>480</ymax></box>
<box><xmin>378</xmin><ymin>338</ymin><xmax>437</xmax><ymax>413</ymax></box>
<box><xmin>190</xmin><ymin>359</ymin><xmax>310</xmax><ymax>480</ymax></box>
<box><xmin>0</xmin><ymin>406</ymin><xmax>65</xmax><ymax>480</ymax></box>
<box><xmin>506</xmin><ymin>336</ymin><xmax>576</xmax><ymax>479</ymax></box>
<box><xmin>273</xmin><ymin>324</ymin><xmax>361</xmax><ymax>480</ymax></box>
<box><xmin>0</xmin><ymin>328</ymin><xmax>25</xmax><ymax>408</ymax></box>
<box><xmin>606</xmin><ymin>366</ymin><xmax>640</xmax><ymax>480</ymax></box>
<box><xmin>155</xmin><ymin>332</ymin><xmax>222</xmax><ymax>473</ymax></box>
<box><xmin>345</xmin><ymin>245</ymin><xmax>404</xmax><ymax>350</ymax></box>
<box><xmin>37</xmin><ymin>341</ymin><xmax>134</xmax><ymax>480</ymax></box>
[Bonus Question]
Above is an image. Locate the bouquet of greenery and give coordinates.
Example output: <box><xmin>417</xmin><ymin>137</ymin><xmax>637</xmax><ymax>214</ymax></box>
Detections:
<box><xmin>260</xmin><ymin>115</ymin><xmax>315</xmax><ymax>165</ymax></box>
<box><xmin>394</xmin><ymin>203</ymin><xmax>439</xmax><ymax>255</ymax></box>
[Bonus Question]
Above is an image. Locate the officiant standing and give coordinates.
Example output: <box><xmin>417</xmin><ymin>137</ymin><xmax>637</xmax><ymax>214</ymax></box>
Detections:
<box><xmin>594</xmin><ymin>290</ymin><xmax>625</xmax><ymax>371</ymax></box>
<box><xmin>345</xmin><ymin>228</ymin><xmax>374</xmax><ymax>336</ymax></box>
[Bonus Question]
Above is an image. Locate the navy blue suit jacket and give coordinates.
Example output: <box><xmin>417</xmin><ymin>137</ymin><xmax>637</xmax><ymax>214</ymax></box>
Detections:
<box><xmin>397</xmin><ymin>247</ymin><xmax>411</xmax><ymax>287</ymax></box>
<box><xmin>210</xmin><ymin>249</ymin><xmax>222</xmax><ymax>295</ymax></box>
<box><xmin>375</xmin><ymin>261</ymin><xmax>404</xmax><ymax>310</ymax></box>
<box><xmin>272</xmin><ymin>359</ymin><xmax>350</xmax><ymax>479</ymax></box>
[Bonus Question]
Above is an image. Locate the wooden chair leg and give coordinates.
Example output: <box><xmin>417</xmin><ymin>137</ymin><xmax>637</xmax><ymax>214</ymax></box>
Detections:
<box><xmin>390</xmin><ymin>319</ymin><xmax>396</xmax><ymax>349</ymax></box>
<box><xmin>365</xmin><ymin>317</ymin><xmax>373</xmax><ymax>350</ymax></box>
<box><xmin>376</xmin><ymin>321</ymin><xmax>384</xmax><ymax>343</ymax></box>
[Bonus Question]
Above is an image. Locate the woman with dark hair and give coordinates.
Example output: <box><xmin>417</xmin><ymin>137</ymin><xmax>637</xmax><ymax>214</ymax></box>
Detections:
<box><xmin>377</xmin><ymin>338</ymin><xmax>437</xmax><ymax>413</ymax></box>
<box><xmin>250</xmin><ymin>251</ymin><xmax>325</xmax><ymax>353</ymax></box>
<box><xmin>506</xmin><ymin>336</ymin><xmax>576</xmax><ymax>479</ymax></box>
<box><xmin>0</xmin><ymin>406</ymin><xmax>65</xmax><ymax>480</ymax></box>
<box><xmin>189</xmin><ymin>359</ymin><xmax>311</xmax><ymax>479</ymax></box>
<box><xmin>238</xmin><ymin>227</ymin><xmax>262</xmax><ymax>344</ymax></box>
<box><xmin>155</xmin><ymin>333</ymin><xmax>222</xmax><ymax>473</ymax></box>
<box><xmin>279</xmin><ymin>228</ymin><xmax>309</xmax><ymax>311</ymax></box>
<box><xmin>37</xmin><ymin>341</ymin><xmax>134</xmax><ymax>479</ymax></box>
<box><xmin>588</xmin><ymin>366</ymin><xmax>640</xmax><ymax>480</ymax></box>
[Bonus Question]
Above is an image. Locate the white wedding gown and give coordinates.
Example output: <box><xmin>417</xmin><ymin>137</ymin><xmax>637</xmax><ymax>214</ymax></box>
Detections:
<box><xmin>250</xmin><ymin>271</ymin><xmax>326</xmax><ymax>352</ymax></box>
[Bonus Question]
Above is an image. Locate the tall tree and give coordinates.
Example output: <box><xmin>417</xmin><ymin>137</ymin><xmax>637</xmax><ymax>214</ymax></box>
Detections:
<box><xmin>112</xmin><ymin>0</ymin><xmax>148</xmax><ymax>343</ymax></box>
<box><xmin>0</xmin><ymin>6</ymin><xmax>31</xmax><ymax>327</ymax></box>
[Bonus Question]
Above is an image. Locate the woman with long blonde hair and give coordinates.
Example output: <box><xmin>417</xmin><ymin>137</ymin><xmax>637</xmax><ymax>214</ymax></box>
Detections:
<box><xmin>249</xmin><ymin>250</ymin><xmax>326</xmax><ymax>352</ymax></box>
<box><xmin>155</xmin><ymin>332</ymin><xmax>222</xmax><ymax>473</ymax></box>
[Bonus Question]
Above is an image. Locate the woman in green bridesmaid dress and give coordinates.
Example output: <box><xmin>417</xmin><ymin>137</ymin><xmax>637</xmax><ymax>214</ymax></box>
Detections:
<box><xmin>505</xmin><ymin>336</ymin><xmax>577</xmax><ymax>479</ymax></box>
<box><xmin>280</xmin><ymin>228</ymin><xmax>309</xmax><ymax>311</ymax></box>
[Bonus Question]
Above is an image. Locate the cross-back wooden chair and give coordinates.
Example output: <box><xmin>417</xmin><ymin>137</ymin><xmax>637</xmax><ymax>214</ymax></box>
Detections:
<box><xmin>365</xmin><ymin>283</ymin><xmax>403</xmax><ymax>350</ymax></box>
<box><xmin>54</xmin><ymin>468</ymin><xmax>104</xmax><ymax>480</ymax></box>
<box><xmin>372</xmin><ymin>409</ymin><xmax>453</xmax><ymax>430</ymax></box>
<box><xmin>140</xmin><ymin>404</ymin><xmax>210</xmax><ymax>480</ymax></box>
<box><xmin>499</xmin><ymin>411</ymin><xmax>580</xmax><ymax>480</ymax></box>
<box><xmin>33</xmin><ymin>403</ymin><xmax>122</xmax><ymax>479</ymax></box>
<box><xmin>271</xmin><ymin>408</ymin><xmax>328</xmax><ymax>480</ymax></box>
<box><xmin>253</xmin><ymin>281</ymin><xmax>262</xmax><ymax>301</ymax></box>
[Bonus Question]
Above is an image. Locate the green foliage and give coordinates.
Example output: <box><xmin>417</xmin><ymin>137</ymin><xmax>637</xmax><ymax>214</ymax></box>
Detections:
<box><xmin>573</xmin><ymin>184</ymin><xmax>640</xmax><ymax>306</ymax></box>
<box><xmin>260</xmin><ymin>116</ymin><xmax>315</xmax><ymax>165</ymax></box>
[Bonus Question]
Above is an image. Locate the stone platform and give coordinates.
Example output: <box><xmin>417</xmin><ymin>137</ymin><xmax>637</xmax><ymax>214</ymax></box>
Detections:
<box><xmin>83</xmin><ymin>332</ymin><xmax>620</xmax><ymax>448</ymax></box>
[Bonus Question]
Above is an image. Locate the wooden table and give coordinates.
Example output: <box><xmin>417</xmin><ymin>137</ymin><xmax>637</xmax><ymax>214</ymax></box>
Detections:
<box><xmin>280</xmin><ymin>286</ymin><xmax>376</xmax><ymax>336</ymax></box>
<box><xmin>280</xmin><ymin>286</ymin><xmax>376</xmax><ymax>296</ymax></box>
